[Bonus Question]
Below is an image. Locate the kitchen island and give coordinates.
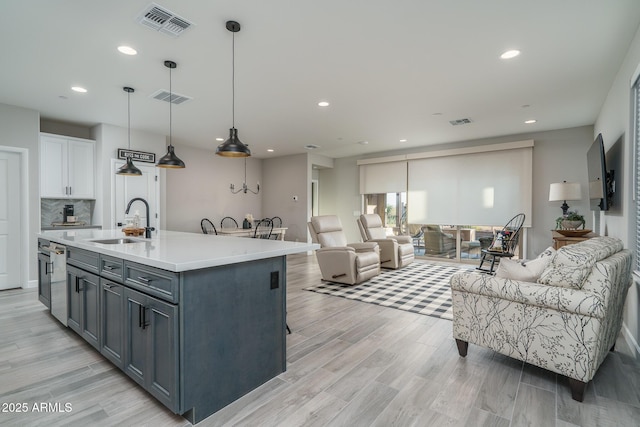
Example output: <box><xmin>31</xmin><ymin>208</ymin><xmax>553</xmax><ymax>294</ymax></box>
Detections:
<box><xmin>37</xmin><ymin>229</ymin><xmax>318</xmax><ymax>424</ymax></box>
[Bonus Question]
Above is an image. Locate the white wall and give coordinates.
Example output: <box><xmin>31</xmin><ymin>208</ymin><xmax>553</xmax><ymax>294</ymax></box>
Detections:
<box><xmin>262</xmin><ymin>154</ymin><xmax>309</xmax><ymax>242</ymax></box>
<box><xmin>319</xmin><ymin>126</ymin><xmax>594</xmax><ymax>253</ymax></box>
<box><xmin>0</xmin><ymin>103</ymin><xmax>40</xmax><ymax>284</ymax></box>
<box><xmin>595</xmin><ymin>24</ymin><xmax>640</xmax><ymax>358</ymax></box>
<box><xmin>164</xmin><ymin>145</ymin><xmax>262</xmax><ymax>233</ymax></box>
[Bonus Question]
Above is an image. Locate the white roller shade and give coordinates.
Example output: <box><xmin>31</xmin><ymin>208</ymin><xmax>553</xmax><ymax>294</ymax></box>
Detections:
<box><xmin>359</xmin><ymin>161</ymin><xmax>407</xmax><ymax>194</ymax></box>
<box><xmin>407</xmin><ymin>147</ymin><xmax>532</xmax><ymax>226</ymax></box>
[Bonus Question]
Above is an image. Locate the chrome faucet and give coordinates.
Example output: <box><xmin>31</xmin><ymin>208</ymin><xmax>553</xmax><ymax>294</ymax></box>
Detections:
<box><xmin>125</xmin><ymin>197</ymin><xmax>155</xmax><ymax>239</ymax></box>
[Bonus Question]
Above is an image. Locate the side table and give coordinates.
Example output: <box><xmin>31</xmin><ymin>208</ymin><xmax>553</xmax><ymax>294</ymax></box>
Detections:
<box><xmin>552</xmin><ymin>231</ymin><xmax>598</xmax><ymax>250</ymax></box>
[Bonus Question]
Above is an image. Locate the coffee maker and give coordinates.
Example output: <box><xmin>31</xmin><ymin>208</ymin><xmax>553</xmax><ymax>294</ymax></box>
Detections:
<box><xmin>63</xmin><ymin>204</ymin><xmax>75</xmax><ymax>223</ymax></box>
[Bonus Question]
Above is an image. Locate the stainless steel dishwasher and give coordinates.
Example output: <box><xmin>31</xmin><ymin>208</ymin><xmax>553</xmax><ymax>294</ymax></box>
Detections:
<box><xmin>40</xmin><ymin>243</ymin><xmax>68</xmax><ymax>325</ymax></box>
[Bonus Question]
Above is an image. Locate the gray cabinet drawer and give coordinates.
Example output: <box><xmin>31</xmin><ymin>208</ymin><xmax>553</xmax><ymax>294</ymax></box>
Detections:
<box><xmin>124</xmin><ymin>261</ymin><xmax>179</xmax><ymax>303</ymax></box>
<box><xmin>101</xmin><ymin>255</ymin><xmax>124</xmax><ymax>283</ymax></box>
<box><xmin>67</xmin><ymin>247</ymin><xmax>100</xmax><ymax>274</ymax></box>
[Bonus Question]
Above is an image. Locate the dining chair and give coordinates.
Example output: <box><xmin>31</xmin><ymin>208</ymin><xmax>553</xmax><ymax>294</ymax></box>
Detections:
<box><xmin>200</xmin><ymin>218</ymin><xmax>217</xmax><ymax>235</ymax></box>
<box><xmin>254</xmin><ymin>218</ymin><xmax>273</xmax><ymax>239</ymax></box>
<box><xmin>269</xmin><ymin>216</ymin><xmax>282</xmax><ymax>239</ymax></box>
<box><xmin>270</xmin><ymin>216</ymin><xmax>282</xmax><ymax>228</ymax></box>
<box><xmin>220</xmin><ymin>216</ymin><xmax>238</xmax><ymax>229</ymax></box>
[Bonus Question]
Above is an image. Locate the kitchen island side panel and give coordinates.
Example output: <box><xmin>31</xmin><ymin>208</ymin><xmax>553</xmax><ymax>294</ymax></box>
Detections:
<box><xmin>179</xmin><ymin>256</ymin><xmax>287</xmax><ymax>423</ymax></box>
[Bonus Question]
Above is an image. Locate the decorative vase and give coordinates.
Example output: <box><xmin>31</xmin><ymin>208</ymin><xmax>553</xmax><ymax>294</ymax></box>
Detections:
<box><xmin>561</xmin><ymin>220</ymin><xmax>583</xmax><ymax>230</ymax></box>
<box><xmin>242</xmin><ymin>218</ymin><xmax>251</xmax><ymax>229</ymax></box>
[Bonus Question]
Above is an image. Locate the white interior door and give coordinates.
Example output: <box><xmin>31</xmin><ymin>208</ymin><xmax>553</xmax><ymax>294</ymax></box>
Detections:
<box><xmin>111</xmin><ymin>160</ymin><xmax>159</xmax><ymax>231</ymax></box>
<box><xmin>0</xmin><ymin>150</ymin><xmax>22</xmax><ymax>289</ymax></box>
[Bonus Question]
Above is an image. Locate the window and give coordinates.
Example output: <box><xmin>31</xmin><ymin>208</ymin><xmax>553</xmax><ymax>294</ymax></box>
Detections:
<box><xmin>359</xmin><ymin>141</ymin><xmax>532</xmax><ymax>263</ymax></box>
<box><xmin>633</xmin><ymin>75</ymin><xmax>640</xmax><ymax>273</ymax></box>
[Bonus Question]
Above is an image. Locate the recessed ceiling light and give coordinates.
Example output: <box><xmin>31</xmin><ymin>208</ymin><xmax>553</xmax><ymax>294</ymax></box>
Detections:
<box><xmin>71</xmin><ymin>86</ymin><xmax>87</xmax><ymax>93</ymax></box>
<box><xmin>117</xmin><ymin>45</ymin><xmax>137</xmax><ymax>55</ymax></box>
<box><xmin>399</xmin><ymin>139</ymin><xmax>407</xmax><ymax>142</ymax></box>
<box><xmin>318</xmin><ymin>101</ymin><xmax>330</xmax><ymax>107</ymax></box>
<box><xmin>267</xmin><ymin>149</ymin><xmax>274</xmax><ymax>152</ymax></box>
<box><xmin>432</xmin><ymin>112</ymin><xmax>443</xmax><ymax>116</ymax></box>
<box><xmin>304</xmin><ymin>144</ymin><xmax>320</xmax><ymax>150</ymax></box>
<box><xmin>524</xmin><ymin>119</ymin><xmax>537</xmax><ymax>124</ymax></box>
<box><xmin>500</xmin><ymin>50</ymin><xmax>520</xmax><ymax>59</ymax></box>
<box><xmin>358</xmin><ymin>140</ymin><xmax>369</xmax><ymax>145</ymax></box>
<box><xmin>215</xmin><ymin>137</ymin><xmax>224</xmax><ymax>141</ymax></box>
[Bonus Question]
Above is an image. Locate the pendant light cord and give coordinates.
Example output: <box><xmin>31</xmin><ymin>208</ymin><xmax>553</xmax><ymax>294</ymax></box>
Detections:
<box><xmin>232</xmin><ymin>30</ymin><xmax>235</xmax><ymax>128</ymax></box>
<box><xmin>169</xmin><ymin>66</ymin><xmax>173</xmax><ymax>148</ymax></box>
<box><xmin>127</xmin><ymin>90</ymin><xmax>131</xmax><ymax>149</ymax></box>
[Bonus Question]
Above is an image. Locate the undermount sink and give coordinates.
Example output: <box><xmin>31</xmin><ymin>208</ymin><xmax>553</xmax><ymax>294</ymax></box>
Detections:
<box><xmin>90</xmin><ymin>238</ymin><xmax>143</xmax><ymax>245</ymax></box>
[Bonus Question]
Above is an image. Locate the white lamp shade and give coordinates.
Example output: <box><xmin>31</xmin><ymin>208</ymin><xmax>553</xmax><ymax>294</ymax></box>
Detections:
<box><xmin>549</xmin><ymin>182</ymin><xmax>582</xmax><ymax>201</ymax></box>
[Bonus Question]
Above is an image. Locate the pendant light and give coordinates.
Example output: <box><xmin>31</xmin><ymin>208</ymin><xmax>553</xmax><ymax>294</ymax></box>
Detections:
<box><xmin>216</xmin><ymin>20</ymin><xmax>251</xmax><ymax>157</ymax></box>
<box><xmin>157</xmin><ymin>60</ymin><xmax>186</xmax><ymax>168</ymax></box>
<box><xmin>116</xmin><ymin>87</ymin><xmax>143</xmax><ymax>176</ymax></box>
<box><xmin>230</xmin><ymin>156</ymin><xmax>260</xmax><ymax>194</ymax></box>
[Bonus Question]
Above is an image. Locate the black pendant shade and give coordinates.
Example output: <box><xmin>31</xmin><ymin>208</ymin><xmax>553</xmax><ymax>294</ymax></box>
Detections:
<box><xmin>157</xmin><ymin>145</ymin><xmax>185</xmax><ymax>168</ymax></box>
<box><xmin>117</xmin><ymin>86</ymin><xmax>142</xmax><ymax>176</ymax></box>
<box><xmin>117</xmin><ymin>157</ymin><xmax>142</xmax><ymax>176</ymax></box>
<box><xmin>216</xmin><ymin>128</ymin><xmax>250</xmax><ymax>157</ymax></box>
<box><xmin>216</xmin><ymin>20</ymin><xmax>252</xmax><ymax>158</ymax></box>
<box><xmin>157</xmin><ymin>60</ymin><xmax>185</xmax><ymax>169</ymax></box>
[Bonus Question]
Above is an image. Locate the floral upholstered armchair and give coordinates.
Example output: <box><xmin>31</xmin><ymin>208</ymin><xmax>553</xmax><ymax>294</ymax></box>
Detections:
<box><xmin>450</xmin><ymin>236</ymin><xmax>632</xmax><ymax>401</ymax></box>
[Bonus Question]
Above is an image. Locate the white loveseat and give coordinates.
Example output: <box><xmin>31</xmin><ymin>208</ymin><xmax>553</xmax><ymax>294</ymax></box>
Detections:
<box><xmin>450</xmin><ymin>236</ymin><xmax>632</xmax><ymax>401</ymax></box>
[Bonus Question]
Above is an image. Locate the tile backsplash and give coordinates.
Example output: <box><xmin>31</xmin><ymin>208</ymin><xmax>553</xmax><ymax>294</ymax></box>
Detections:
<box><xmin>41</xmin><ymin>199</ymin><xmax>95</xmax><ymax>226</ymax></box>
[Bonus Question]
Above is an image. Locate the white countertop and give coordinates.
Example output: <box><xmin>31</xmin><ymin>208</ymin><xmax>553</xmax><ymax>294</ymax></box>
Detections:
<box><xmin>38</xmin><ymin>229</ymin><xmax>319</xmax><ymax>272</ymax></box>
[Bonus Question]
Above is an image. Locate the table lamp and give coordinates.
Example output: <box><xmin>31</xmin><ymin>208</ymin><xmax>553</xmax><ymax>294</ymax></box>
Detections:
<box><xmin>549</xmin><ymin>181</ymin><xmax>582</xmax><ymax>216</ymax></box>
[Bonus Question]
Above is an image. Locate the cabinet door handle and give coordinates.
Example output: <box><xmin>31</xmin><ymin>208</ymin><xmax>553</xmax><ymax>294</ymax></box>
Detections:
<box><xmin>136</xmin><ymin>276</ymin><xmax>151</xmax><ymax>283</ymax></box>
<box><xmin>75</xmin><ymin>277</ymin><xmax>79</xmax><ymax>293</ymax></box>
<box><xmin>137</xmin><ymin>304</ymin><xmax>149</xmax><ymax>329</ymax></box>
<box><xmin>103</xmin><ymin>283</ymin><xmax>115</xmax><ymax>289</ymax></box>
<box><xmin>141</xmin><ymin>306</ymin><xmax>149</xmax><ymax>330</ymax></box>
<box><xmin>69</xmin><ymin>186</ymin><xmax>72</xmax><ymax>195</ymax></box>
<box><xmin>103</xmin><ymin>265</ymin><xmax>114</xmax><ymax>271</ymax></box>
<box><xmin>45</xmin><ymin>261</ymin><xmax>53</xmax><ymax>275</ymax></box>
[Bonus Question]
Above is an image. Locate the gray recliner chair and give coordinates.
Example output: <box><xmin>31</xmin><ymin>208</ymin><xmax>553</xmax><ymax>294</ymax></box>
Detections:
<box><xmin>308</xmin><ymin>215</ymin><xmax>380</xmax><ymax>285</ymax></box>
<box><xmin>357</xmin><ymin>214</ymin><xmax>414</xmax><ymax>269</ymax></box>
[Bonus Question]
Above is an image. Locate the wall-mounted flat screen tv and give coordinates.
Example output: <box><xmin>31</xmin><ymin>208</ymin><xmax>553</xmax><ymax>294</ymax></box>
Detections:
<box><xmin>586</xmin><ymin>133</ymin><xmax>611</xmax><ymax>211</ymax></box>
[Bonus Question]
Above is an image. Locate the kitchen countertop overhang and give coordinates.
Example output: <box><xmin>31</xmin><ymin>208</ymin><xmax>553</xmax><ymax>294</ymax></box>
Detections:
<box><xmin>38</xmin><ymin>229</ymin><xmax>319</xmax><ymax>272</ymax></box>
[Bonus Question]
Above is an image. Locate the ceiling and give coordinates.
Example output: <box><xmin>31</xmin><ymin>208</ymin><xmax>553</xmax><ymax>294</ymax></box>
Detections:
<box><xmin>2</xmin><ymin>1</ymin><xmax>640</xmax><ymax>159</ymax></box>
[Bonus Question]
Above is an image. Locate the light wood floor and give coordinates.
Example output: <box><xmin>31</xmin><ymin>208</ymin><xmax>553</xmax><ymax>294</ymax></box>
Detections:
<box><xmin>1</xmin><ymin>254</ymin><xmax>640</xmax><ymax>426</ymax></box>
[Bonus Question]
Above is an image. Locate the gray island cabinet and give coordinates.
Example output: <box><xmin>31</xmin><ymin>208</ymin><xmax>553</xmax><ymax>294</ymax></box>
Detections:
<box><xmin>38</xmin><ymin>229</ymin><xmax>318</xmax><ymax>424</ymax></box>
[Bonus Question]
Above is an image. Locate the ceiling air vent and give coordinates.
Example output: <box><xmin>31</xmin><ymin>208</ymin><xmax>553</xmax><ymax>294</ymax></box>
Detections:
<box><xmin>137</xmin><ymin>3</ymin><xmax>193</xmax><ymax>38</ymax></box>
<box><xmin>150</xmin><ymin>89</ymin><xmax>192</xmax><ymax>105</ymax></box>
<box><xmin>304</xmin><ymin>144</ymin><xmax>321</xmax><ymax>150</ymax></box>
<box><xmin>449</xmin><ymin>118</ymin><xmax>473</xmax><ymax>126</ymax></box>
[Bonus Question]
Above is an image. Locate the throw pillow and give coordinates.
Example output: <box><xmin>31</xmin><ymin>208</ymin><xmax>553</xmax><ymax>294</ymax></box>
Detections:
<box><xmin>536</xmin><ymin>246</ymin><xmax>556</xmax><ymax>259</ymax></box>
<box><xmin>495</xmin><ymin>257</ymin><xmax>551</xmax><ymax>282</ymax></box>
<box><xmin>537</xmin><ymin>244</ymin><xmax>597</xmax><ymax>289</ymax></box>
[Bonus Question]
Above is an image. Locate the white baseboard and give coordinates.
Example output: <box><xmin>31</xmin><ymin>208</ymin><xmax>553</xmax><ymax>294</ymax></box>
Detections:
<box><xmin>621</xmin><ymin>322</ymin><xmax>640</xmax><ymax>360</ymax></box>
<box><xmin>23</xmin><ymin>279</ymin><xmax>38</xmax><ymax>289</ymax></box>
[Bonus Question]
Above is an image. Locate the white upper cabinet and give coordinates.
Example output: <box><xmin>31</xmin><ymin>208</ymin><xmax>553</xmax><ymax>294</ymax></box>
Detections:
<box><xmin>40</xmin><ymin>133</ymin><xmax>95</xmax><ymax>199</ymax></box>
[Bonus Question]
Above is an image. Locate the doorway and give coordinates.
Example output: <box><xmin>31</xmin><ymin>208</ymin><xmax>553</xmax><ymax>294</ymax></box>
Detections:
<box><xmin>111</xmin><ymin>160</ymin><xmax>160</xmax><ymax>231</ymax></box>
<box><xmin>0</xmin><ymin>147</ymin><xmax>27</xmax><ymax>289</ymax></box>
<box><xmin>311</xmin><ymin>179</ymin><xmax>319</xmax><ymax>217</ymax></box>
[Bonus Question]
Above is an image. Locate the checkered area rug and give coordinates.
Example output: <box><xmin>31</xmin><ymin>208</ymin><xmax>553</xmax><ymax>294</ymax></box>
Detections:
<box><xmin>304</xmin><ymin>262</ymin><xmax>472</xmax><ymax>320</ymax></box>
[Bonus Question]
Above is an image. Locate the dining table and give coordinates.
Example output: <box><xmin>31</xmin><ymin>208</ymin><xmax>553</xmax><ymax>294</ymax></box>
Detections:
<box><xmin>216</xmin><ymin>227</ymin><xmax>288</xmax><ymax>240</ymax></box>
